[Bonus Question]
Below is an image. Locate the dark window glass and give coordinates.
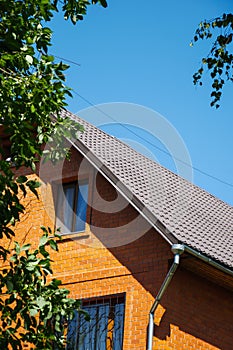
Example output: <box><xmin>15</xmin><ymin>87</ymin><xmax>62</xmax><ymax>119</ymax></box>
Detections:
<box><xmin>66</xmin><ymin>296</ymin><xmax>125</xmax><ymax>350</ymax></box>
<box><xmin>56</xmin><ymin>181</ymin><xmax>88</xmax><ymax>233</ymax></box>
<box><xmin>75</xmin><ymin>184</ymin><xmax>88</xmax><ymax>232</ymax></box>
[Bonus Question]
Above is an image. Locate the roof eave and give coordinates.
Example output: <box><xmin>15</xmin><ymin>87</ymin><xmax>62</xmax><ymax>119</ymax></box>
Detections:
<box><xmin>68</xmin><ymin>135</ymin><xmax>233</xmax><ymax>276</ymax></box>
<box><xmin>183</xmin><ymin>244</ymin><xmax>233</xmax><ymax>277</ymax></box>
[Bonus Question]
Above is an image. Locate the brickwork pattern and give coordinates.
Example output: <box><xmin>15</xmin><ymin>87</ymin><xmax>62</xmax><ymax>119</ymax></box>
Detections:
<box><xmin>4</xmin><ymin>147</ymin><xmax>233</xmax><ymax>350</ymax></box>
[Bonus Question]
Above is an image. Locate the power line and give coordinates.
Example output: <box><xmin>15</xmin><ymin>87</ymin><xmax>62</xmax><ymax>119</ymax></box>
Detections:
<box><xmin>72</xmin><ymin>90</ymin><xmax>233</xmax><ymax>189</ymax></box>
<box><xmin>53</xmin><ymin>54</ymin><xmax>81</xmax><ymax>67</ymax></box>
<box><xmin>51</xmin><ymin>53</ymin><xmax>233</xmax><ymax>190</ymax></box>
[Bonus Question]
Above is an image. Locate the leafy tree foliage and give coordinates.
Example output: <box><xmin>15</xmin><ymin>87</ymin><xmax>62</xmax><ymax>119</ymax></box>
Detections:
<box><xmin>0</xmin><ymin>228</ymin><xmax>87</xmax><ymax>349</ymax></box>
<box><xmin>192</xmin><ymin>13</ymin><xmax>233</xmax><ymax>108</ymax></box>
<box><xmin>0</xmin><ymin>0</ymin><xmax>107</xmax><ymax>348</ymax></box>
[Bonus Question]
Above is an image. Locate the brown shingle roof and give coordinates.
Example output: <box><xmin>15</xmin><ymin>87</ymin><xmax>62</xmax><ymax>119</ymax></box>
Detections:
<box><xmin>61</xmin><ymin>109</ymin><xmax>233</xmax><ymax>269</ymax></box>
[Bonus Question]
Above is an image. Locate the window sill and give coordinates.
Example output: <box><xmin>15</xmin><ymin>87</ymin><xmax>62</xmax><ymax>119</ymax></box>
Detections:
<box><xmin>49</xmin><ymin>231</ymin><xmax>90</xmax><ymax>241</ymax></box>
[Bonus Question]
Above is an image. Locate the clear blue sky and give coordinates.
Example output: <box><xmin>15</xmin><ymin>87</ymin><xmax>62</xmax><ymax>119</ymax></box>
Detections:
<box><xmin>51</xmin><ymin>0</ymin><xmax>233</xmax><ymax>205</ymax></box>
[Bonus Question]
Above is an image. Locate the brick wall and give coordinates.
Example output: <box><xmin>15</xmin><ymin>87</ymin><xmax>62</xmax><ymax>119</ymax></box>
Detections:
<box><xmin>5</xmin><ymin>146</ymin><xmax>233</xmax><ymax>349</ymax></box>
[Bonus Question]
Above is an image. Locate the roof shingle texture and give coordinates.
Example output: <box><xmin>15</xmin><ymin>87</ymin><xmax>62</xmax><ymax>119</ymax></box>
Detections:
<box><xmin>61</xmin><ymin>110</ymin><xmax>233</xmax><ymax>269</ymax></box>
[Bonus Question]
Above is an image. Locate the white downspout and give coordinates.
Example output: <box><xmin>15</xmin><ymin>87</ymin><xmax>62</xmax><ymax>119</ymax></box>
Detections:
<box><xmin>147</xmin><ymin>244</ymin><xmax>184</xmax><ymax>350</ymax></box>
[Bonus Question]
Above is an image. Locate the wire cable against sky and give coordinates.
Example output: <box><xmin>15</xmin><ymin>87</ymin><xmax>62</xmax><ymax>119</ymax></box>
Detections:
<box><xmin>72</xmin><ymin>89</ymin><xmax>233</xmax><ymax>189</ymax></box>
<box><xmin>53</xmin><ymin>54</ymin><xmax>81</xmax><ymax>67</ymax></box>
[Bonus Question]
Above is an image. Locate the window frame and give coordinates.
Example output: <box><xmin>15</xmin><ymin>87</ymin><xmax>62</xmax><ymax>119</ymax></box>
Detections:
<box><xmin>55</xmin><ymin>178</ymin><xmax>89</xmax><ymax>235</ymax></box>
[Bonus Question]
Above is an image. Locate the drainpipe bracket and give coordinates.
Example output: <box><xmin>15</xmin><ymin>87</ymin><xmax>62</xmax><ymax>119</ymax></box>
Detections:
<box><xmin>171</xmin><ymin>244</ymin><xmax>185</xmax><ymax>256</ymax></box>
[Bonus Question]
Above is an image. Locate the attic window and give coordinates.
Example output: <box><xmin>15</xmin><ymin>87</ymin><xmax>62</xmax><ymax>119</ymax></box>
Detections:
<box><xmin>56</xmin><ymin>181</ymin><xmax>89</xmax><ymax>234</ymax></box>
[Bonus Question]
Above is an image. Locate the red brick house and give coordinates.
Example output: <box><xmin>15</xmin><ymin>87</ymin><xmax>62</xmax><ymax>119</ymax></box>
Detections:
<box><xmin>12</xmin><ymin>110</ymin><xmax>233</xmax><ymax>349</ymax></box>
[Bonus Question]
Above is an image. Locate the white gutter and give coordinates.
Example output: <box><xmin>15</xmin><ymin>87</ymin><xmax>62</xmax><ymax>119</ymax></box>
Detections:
<box><xmin>58</xmin><ymin>112</ymin><xmax>233</xmax><ymax>277</ymax></box>
<box><xmin>67</xmin><ymin>133</ymin><xmax>233</xmax><ymax>349</ymax></box>
<box><xmin>147</xmin><ymin>244</ymin><xmax>233</xmax><ymax>350</ymax></box>
<box><xmin>147</xmin><ymin>244</ymin><xmax>184</xmax><ymax>350</ymax></box>
<box><xmin>70</xmin><ymin>138</ymin><xmax>233</xmax><ymax>278</ymax></box>
<box><xmin>183</xmin><ymin>245</ymin><xmax>233</xmax><ymax>277</ymax></box>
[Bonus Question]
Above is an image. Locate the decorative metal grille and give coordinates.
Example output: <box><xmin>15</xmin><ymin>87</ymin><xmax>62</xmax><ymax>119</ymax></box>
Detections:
<box><xmin>66</xmin><ymin>295</ymin><xmax>125</xmax><ymax>350</ymax></box>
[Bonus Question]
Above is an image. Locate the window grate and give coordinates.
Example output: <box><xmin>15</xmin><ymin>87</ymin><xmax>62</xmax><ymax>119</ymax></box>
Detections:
<box><xmin>66</xmin><ymin>295</ymin><xmax>125</xmax><ymax>350</ymax></box>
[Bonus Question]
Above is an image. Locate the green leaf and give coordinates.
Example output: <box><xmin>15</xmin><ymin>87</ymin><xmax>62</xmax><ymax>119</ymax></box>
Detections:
<box><xmin>36</xmin><ymin>296</ymin><xmax>48</xmax><ymax>309</ymax></box>
<box><xmin>99</xmin><ymin>0</ymin><xmax>108</xmax><ymax>7</ymax></box>
<box><xmin>29</xmin><ymin>308</ymin><xmax>38</xmax><ymax>317</ymax></box>
<box><xmin>14</xmin><ymin>241</ymin><xmax>21</xmax><ymax>255</ymax></box>
<box><xmin>19</xmin><ymin>184</ymin><xmax>27</xmax><ymax>197</ymax></box>
<box><xmin>31</xmin><ymin>162</ymin><xmax>36</xmax><ymax>172</ymax></box>
<box><xmin>10</xmin><ymin>254</ymin><xmax>17</xmax><ymax>262</ymax></box>
<box><xmin>26</xmin><ymin>264</ymin><xmax>38</xmax><ymax>271</ymax></box>
<box><xmin>41</xmin><ymin>226</ymin><xmax>48</xmax><ymax>233</ymax></box>
<box><xmin>30</xmin><ymin>104</ymin><xmax>36</xmax><ymax>113</ymax></box>
<box><xmin>21</xmin><ymin>243</ymin><xmax>31</xmax><ymax>251</ymax></box>
<box><xmin>39</xmin><ymin>235</ymin><xmax>48</xmax><ymax>247</ymax></box>
<box><xmin>27</xmin><ymin>180</ymin><xmax>41</xmax><ymax>189</ymax></box>
<box><xmin>39</xmin><ymin>245</ymin><xmax>49</xmax><ymax>258</ymax></box>
<box><xmin>51</xmin><ymin>278</ymin><xmax>62</xmax><ymax>287</ymax></box>
<box><xmin>16</xmin><ymin>176</ymin><xmax>28</xmax><ymax>184</ymax></box>
<box><xmin>25</xmin><ymin>55</ymin><xmax>33</xmax><ymax>65</ymax></box>
<box><xmin>49</xmin><ymin>239</ymin><xmax>58</xmax><ymax>251</ymax></box>
<box><xmin>92</xmin><ymin>0</ymin><xmax>108</xmax><ymax>7</ymax></box>
<box><xmin>6</xmin><ymin>279</ymin><xmax>13</xmax><ymax>292</ymax></box>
